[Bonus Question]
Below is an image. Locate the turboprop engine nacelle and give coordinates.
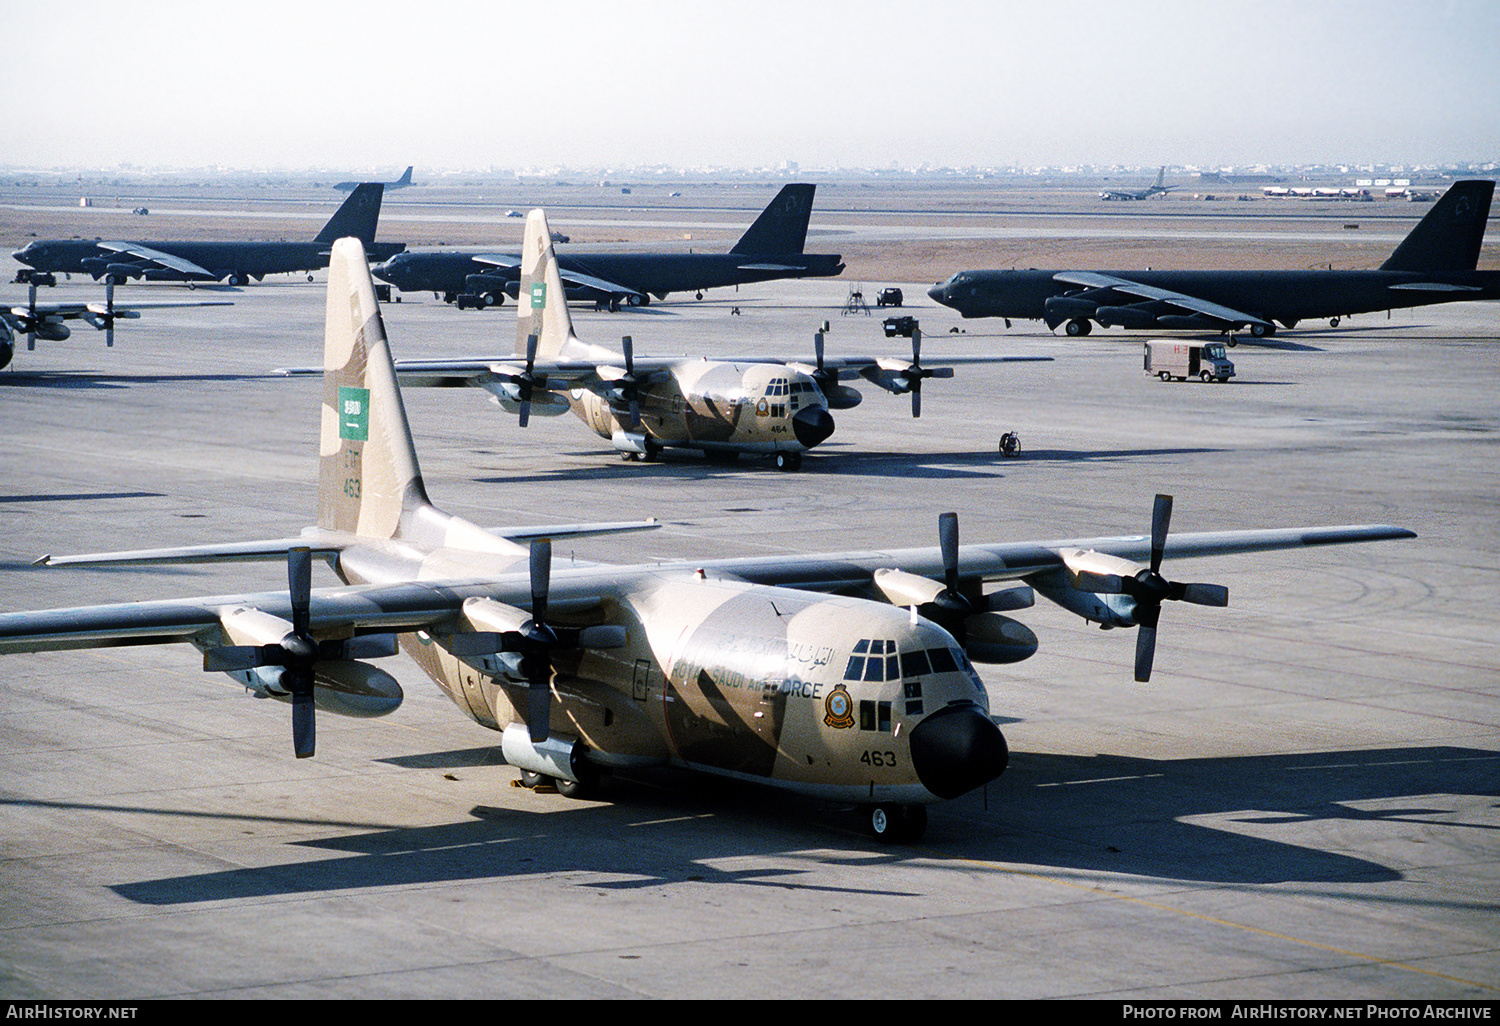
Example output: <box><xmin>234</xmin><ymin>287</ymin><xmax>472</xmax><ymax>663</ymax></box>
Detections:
<box><xmin>30</xmin><ymin>321</ymin><xmax>71</xmax><ymax>342</ymax></box>
<box><xmin>482</xmin><ymin>379</ymin><xmax>569</xmax><ymax>417</ymax></box>
<box><xmin>821</xmin><ymin>382</ymin><xmax>863</xmax><ymax>410</ymax></box>
<box><xmin>205</xmin><ymin>607</ymin><xmax>404</xmax><ymax>716</ymax></box>
<box><xmin>448</xmin><ymin>596</ymin><xmax>627</xmax><ymax>681</ymax></box>
<box><xmin>1028</xmin><ymin>549</ymin><xmax>1146</xmax><ymax>628</ymax></box>
<box><xmin>872</xmin><ymin>568</ymin><xmax>1039</xmax><ymax>664</ymax></box>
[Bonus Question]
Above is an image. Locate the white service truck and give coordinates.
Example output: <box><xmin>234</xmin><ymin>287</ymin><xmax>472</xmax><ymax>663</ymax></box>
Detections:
<box><xmin>1144</xmin><ymin>340</ymin><xmax>1235</xmax><ymax>382</ymax></box>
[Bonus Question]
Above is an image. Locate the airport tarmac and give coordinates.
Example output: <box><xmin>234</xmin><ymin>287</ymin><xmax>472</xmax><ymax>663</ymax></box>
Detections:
<box><xmin>0</xmin><ymin>261</ymin><xmax>1496</xmax><ymax>998</ymax></box>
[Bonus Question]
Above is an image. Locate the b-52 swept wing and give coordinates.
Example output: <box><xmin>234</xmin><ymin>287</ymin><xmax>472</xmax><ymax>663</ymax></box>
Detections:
<box><xmin>0</xmin><ymin>280</ymin><xmax>231</xmax><ymax>370</ymax></box>
<box><xmin>930</xmin><ymin>179</ymin><xmax>1500</xmax><ymax>338</ymax></box>
<box><xmin>290</xmin><ymin>208</ymin><xmax>1050</xmax><ymax>470</ymax></box>
<box><xmin>0</xmin><ymin>236</ymin><xmax>1414</xmax><ymax>842</ymax></box>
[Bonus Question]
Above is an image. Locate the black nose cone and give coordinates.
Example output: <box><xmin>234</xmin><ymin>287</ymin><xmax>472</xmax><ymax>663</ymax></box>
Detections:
<box><xmin>908</xmin><ymin>704</ymin><xmax>1008</xmax><ymax>800</ymax></box>
<box><xmin>792</xmin><ymin>406</ymin><xmax>835</xmax><ymax>448</ymax></box>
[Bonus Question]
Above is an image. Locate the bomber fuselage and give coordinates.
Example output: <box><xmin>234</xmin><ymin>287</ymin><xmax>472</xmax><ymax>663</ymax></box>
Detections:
<box><xmin>929</xmin><ymin>267</ymin><xmax>1500</xmax><ymax>329</ymax></box>
<box><xmin>13</xmin><ymin>239</ymin><xmax>406</xmax><ymax>284</ymax></box>
<box><xmin>373</xmin><ymin>249</ymin><xmax>846</xmax><ymax>301</ymax></box>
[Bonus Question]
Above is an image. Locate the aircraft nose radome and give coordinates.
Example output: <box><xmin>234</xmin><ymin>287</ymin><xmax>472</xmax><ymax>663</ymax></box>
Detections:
<box><xmin>792</xmin><ymin>406</ymin><xmax>835</xmax><ymax>448</ymax></box>
<box><xmin>908</xmin><ymin>705</ymin><xmax>1009</xmax><ymax>800</ymax></box>
<box><xmin>927</xmin><ymin>283</ymin><xmax>946</xmax><ymax>303</ymax></box>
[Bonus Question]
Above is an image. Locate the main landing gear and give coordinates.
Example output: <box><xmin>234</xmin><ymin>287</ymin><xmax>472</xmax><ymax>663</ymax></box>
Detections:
<box><xmin>516</xmin><ymin>767</ymin><xmax>599</xmax><ymax>799</ymax></box>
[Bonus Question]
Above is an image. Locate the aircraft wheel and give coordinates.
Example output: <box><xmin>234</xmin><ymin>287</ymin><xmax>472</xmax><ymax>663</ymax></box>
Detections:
<box><xmin>479</xmin><ymin>292</ymin><xmax>496</xmax><ymax>307</ymax></box>
<box><xmin>1159</xmin><ymin>371</ymin><xmax>1171</xmax><ymax>381</ymax></box>
<box><xmin>1065</xmin><ymin>318</ymin><xmax>1092</xmax><ymax>337</ymax></box>
<box><xmin>1330</xmin><ymin>317</ymin><xmax>1340</xmax><ymax>327</ymax></box>
<box><xmin>519</xmin><ymin>769</ymin><xmax>547</xmax><ymax>788</ymax></box>
<box><xmin>554</xmin><ymin>768</ymin><xmax>599</xmax><ymax>799</ymax></box>
<box><xmin>774</xmin><ymin>452</ymin><xmax>802</xmax><ymax>471</ymax></box>
<box><xmin>1250</xmin><ymin>322</ymin><xmax>1274</xmax><ymax>338</ymax></box>
<box><xmin>866</xmin><ymin>803</ymin><xmax>926</xmax><ymax>843</ymax></box>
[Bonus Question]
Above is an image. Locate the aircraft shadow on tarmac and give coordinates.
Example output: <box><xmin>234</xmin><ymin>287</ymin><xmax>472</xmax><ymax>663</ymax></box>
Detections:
<box><xmin>473</xmin><ymin>446</ymin><xmax>1229</xmax><ymax>484</ymax></box>
<box><xmin>55</xmin><ymin>743</ymin><xmax>1492</xmax><ymax>906</ymax></box>
<box><xmin>0</xmin><ymin>371</ymin><xmax>265</xmax><ymax>389</ymax></box>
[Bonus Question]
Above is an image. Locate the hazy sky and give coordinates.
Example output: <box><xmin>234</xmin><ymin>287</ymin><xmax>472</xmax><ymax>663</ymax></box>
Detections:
<box><xmin>7</xmin><ymin>0</ymin><xmax>1498</xmax><ymax>171</ymax></box>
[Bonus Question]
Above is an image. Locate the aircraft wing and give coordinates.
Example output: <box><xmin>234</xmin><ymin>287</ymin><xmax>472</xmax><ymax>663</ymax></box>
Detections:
<box><xmin>785</xmin><ymin>354</ymin><xmax>1052</xmax><ymax>378</ymax></box>
<box><xmin>0</xmin><ymin>578</ymin><xmax>481</xmax><ymax>655</ymax></box>
<box><xmin>471</xmin><ymin>254</ymin><xmax>522</xmax><ymax>269</ymax></box>
<box><xmin>460</xmin><ymin>255</ymin><xmax>644</xmax><ymax>301</ymax></box>
<box><xmin>96</xmin><ymin>242</ymin><xmax>217</xmax><ymax>280</ymax></box>
<box><xmin>556</xmin><ymin>268</ymin><xmax>642</xmax><ymax>300</ymax></box>
<box><xmin>680</xmin><ymin>524</ymin><xmax>1417</xmax><ymax>593</ymax></box>
<box><xmin>9</xmin><ymin>299</ymin><xmax>231</xmax><ymax>320</ymax></box>
<box><xmin>1053</xmin><ymin>271</ymin><xmax>1275</xmax><ymax>331</ymax></box>
<box><xmin>3</xmin><ymin>524</ymin><xmax>1413</xmax><ymax>657</ymax></box>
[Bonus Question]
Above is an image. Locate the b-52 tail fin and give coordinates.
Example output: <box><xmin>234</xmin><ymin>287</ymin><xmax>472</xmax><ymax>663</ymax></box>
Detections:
<box><xmin>314</xmin><ymin>183</ymin><xmax>387</xmax><ymax>246</ymax></box>
<box><xmin>730</xmin><ymin>183</ymin><xmax>816</xmax><ymax>255</ymax></box>
<box><xmin>1379</xmin><ymin>179</ymin><xmax>1494</xmax><ymax>274</ymax></box>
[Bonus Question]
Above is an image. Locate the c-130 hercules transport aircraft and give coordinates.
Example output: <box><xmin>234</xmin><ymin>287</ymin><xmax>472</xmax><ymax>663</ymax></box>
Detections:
<box><xmin>0</xmin><ymin>236</ymin><xmax>1416</xmax><ymax>843</ymax></box>
<box><xmin>363</xmin><ymin>209</ymin><xmax>1050</xmax><ymax>471</ymax></box>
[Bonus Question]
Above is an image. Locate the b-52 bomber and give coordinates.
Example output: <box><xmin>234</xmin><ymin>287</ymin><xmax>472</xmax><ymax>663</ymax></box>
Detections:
<box><xmin>343</xmin><ymin>208</ymin><xmax>1050</xmax><ymax>470</ymax></box>
<box><xmin>0</xmin><ymin>281</ymin><xmax>231</xmax><ymax>370</ymax></box>
<box><xmin>10</xmin><ymin>183</ymin><xmax>405</xmax><ymax>288</ymax></box>
<box><xmin>0</xmin><ymin>235</ymin><xmax>1415</xmax><ymax>842</ymax></box>
<box><xmin>929</xmin><ymin>179</ymin><xmax>1499</xmax><ymax>338</ymax></box>
<box><xmin>371</xmin><ymin>183</ymin><xmax>844</xmax><ymax>309</ymax></box>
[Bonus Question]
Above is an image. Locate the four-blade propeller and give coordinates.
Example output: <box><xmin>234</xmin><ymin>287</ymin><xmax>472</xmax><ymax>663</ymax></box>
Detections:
<box><xmin>1081</xmin><ymin>495</ymin><xmax>1230</xmax><ymax>681</ymax></box>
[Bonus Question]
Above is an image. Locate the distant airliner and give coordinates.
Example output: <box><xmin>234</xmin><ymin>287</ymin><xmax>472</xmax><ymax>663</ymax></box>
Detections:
<box><xmin>1099</xmin><ymin>167</ymin><xmax>1176</xmax><ymax>201</ymax></box>
<box><xmin>335</xmin><ymin>166</ymin><xmax>414</xmax><ymax>191</ymax></box>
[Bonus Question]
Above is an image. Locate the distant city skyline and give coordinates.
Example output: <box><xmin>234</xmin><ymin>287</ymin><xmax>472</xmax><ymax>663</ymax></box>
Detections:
<box><xmin>8</xmin><ymin>0</ymin><xmax>1498</xmax><ymax>173</ymax></box>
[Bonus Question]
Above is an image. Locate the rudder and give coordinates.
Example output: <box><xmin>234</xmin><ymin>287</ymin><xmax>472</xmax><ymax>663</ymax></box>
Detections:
<box><xmin>318</xmin><ymin>237</ymin><xmax>429</xmax><ymax>538</ymax></box>
<box><xmin>730</xmin><ymin>184</ymin><xmax>815</xmax><ymax>255</ymax></box>
<box><xmin>315</xmin><ymin>183</ymin><xmax>386</xmax><ymax>245</ymax></box>
<box><xmin>1380</xmin><ymin>179</ymin><xmax>1494</xmax><ymax>273</ymax></box>
<box><xmin>516</xmin><ymin>209</ymin><xmax>579</xmax><ymax>359</ymax></box>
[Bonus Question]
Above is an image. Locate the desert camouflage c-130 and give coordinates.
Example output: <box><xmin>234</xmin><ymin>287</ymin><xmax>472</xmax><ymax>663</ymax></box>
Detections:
<box><xmin>0</xmin><ymin>222</ymin><xmax>1415</xmax><ymax>842</ymax></box>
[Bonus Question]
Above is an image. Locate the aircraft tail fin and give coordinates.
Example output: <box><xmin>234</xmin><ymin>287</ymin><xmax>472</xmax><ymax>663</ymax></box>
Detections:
<box><xmin>730</xmin><ymin>184</ymin><xmax>816</xmax><ymax>255</ymax></box>
<box><xmin>517</xmin><ymin>209</ymin><xmax>579</xmax><ymax>359</ymax></box>
<box><xmin>1379</xmin><ymin>179</ymin><xmax>1494</xmax><ymax>273</ymax></box>
<box><xmin>394</xmin><ymin>166</ymin><xmax>413</xmax><ymax>187</ymax></box>
<box><xmin>314</xmin><ymin>183</ymin><xmax>386</xmax><ymax>246</ymax></box>
<box><xmin>318</xmin><ymin>237</ymin><xmax>430</xmax><ymax>539</ymax></box>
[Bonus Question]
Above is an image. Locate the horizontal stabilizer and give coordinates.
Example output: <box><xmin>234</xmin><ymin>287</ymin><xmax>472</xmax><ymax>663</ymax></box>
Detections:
<box><xmin>36</xmin><ymin>536</ymin><xmax>349</xmax><ymax>567</ymax></box>
<box><xmin>491</xmin><ymin>519</ymin><xmax>661</xmax><ymax>543</ymax></box>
